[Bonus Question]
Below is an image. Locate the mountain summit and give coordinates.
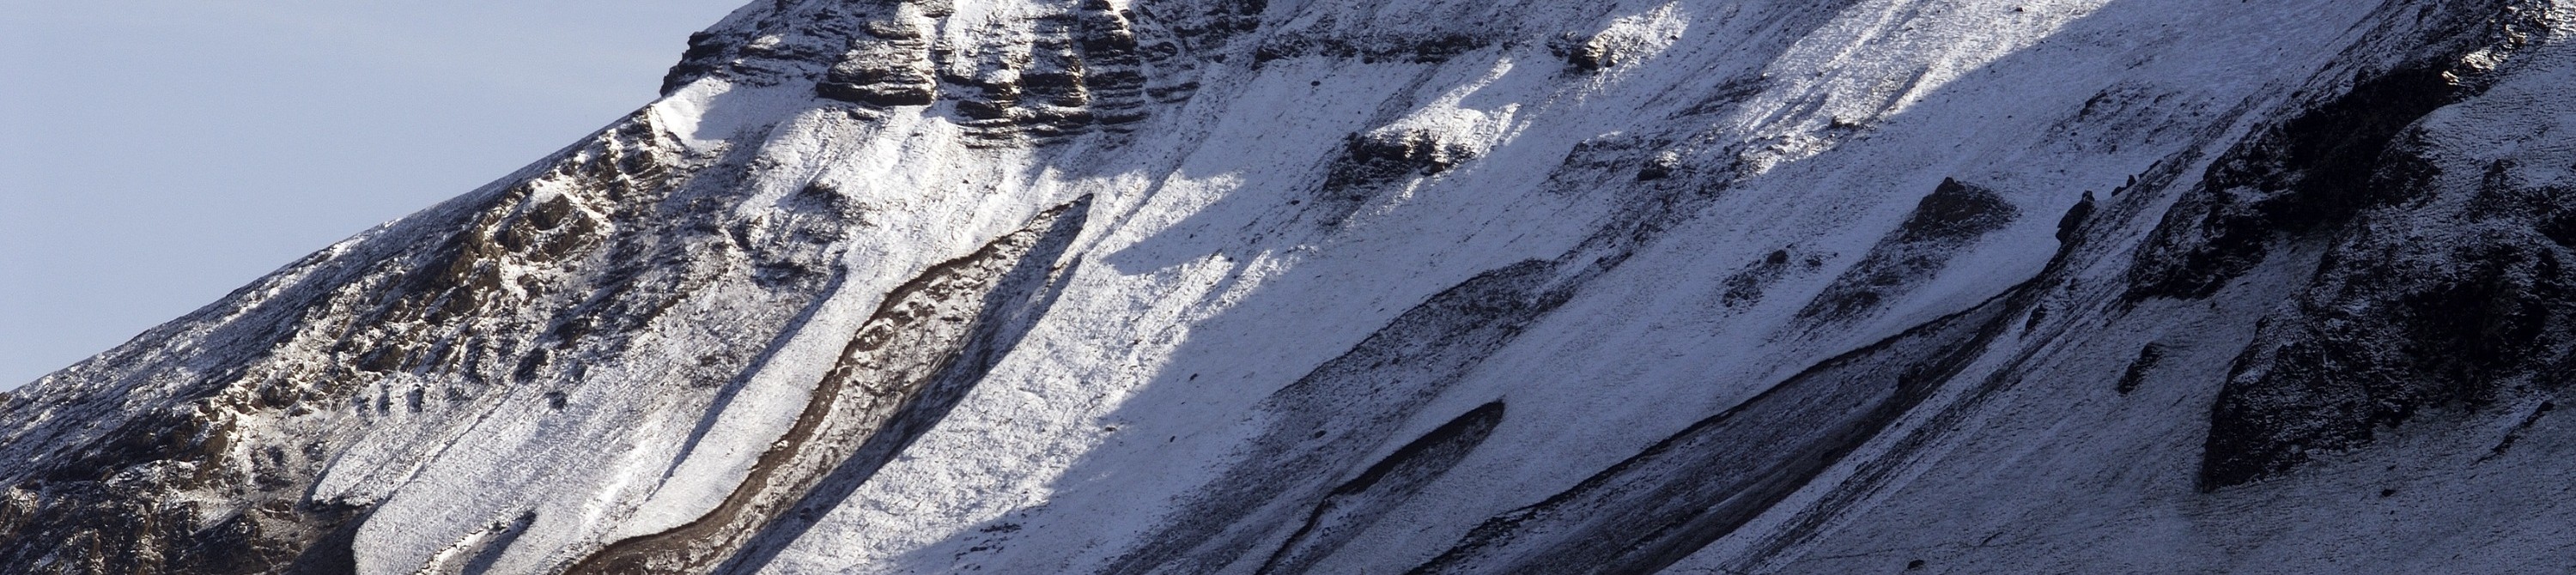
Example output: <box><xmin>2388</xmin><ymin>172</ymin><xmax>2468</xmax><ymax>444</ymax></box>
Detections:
<box><xmin>7</xmin><ymin>1</ymin><xmax>2575</xmax><ymax>573</ymax></box>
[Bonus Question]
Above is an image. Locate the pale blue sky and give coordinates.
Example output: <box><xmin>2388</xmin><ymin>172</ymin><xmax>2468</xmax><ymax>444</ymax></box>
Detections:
<box><xmin>1</xmin><ymin>1</ymin><xmax>747</xmax><ymax>388</ymax></box>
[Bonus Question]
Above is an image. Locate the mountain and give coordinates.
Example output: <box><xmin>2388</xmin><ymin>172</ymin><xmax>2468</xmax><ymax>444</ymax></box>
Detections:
<box><xmin>5</xmin><ymin>0</ymin><xmax>2573</xmax><ymax>572</ymax></box>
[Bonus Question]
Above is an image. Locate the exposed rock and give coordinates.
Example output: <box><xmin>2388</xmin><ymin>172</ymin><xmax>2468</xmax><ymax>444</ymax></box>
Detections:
<box><xmin>1796</xmin><ymin>179</ymin><xmax>2020</xmax><ymax>324</ymax></box>
<box><xmin>817</xmin><ymin>7</ymin><xmax>939</xmax><ymax>107</ymax></box>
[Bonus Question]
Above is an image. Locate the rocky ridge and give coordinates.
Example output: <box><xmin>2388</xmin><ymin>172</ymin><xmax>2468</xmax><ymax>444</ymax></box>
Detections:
<box><xmin>7</xmin><ymin>0</ymin><xmax>2576</xmax><ymax>573</ymax></box>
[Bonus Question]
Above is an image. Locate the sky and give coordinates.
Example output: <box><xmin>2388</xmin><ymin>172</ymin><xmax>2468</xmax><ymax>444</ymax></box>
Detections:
<box><xmin>0</xmin><ymin>1</ymin><xmax>748</xmax><ymax>388</ymax></box>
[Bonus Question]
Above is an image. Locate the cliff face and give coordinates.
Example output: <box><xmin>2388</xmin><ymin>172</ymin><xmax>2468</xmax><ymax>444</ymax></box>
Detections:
<box><xmin>5</xmin><ymin>1</ymin><xmax>2574</xmax><ymax>573</ymax></box>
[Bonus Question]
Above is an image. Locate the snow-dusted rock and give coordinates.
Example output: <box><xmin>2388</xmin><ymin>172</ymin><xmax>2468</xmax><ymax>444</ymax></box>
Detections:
<box><xmin>6</xmin><ymin>0</ymin><xmax>2575</xmax><ymax>573</ymax></box>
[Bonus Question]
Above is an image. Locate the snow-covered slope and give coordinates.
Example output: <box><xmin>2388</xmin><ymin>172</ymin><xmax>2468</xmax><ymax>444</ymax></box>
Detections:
<box><xmin>5</xmin><ymin>0</ymin><xmax>2573</xmax><ymax>573</ymax></box>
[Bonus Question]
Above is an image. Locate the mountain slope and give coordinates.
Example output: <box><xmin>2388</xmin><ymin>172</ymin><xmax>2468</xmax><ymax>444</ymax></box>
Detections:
<box><xmin>4</xmin><ymin>0</ymin><xmax>2572</xmax><ymax>573</ymax></box>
